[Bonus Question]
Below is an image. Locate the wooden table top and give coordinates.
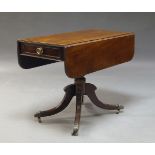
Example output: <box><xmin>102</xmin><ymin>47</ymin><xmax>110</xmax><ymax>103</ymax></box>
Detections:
<box><xmin>18</xmin><ymin>29</ymin><xmax>135</xmax><ymax>78</ymax></box>
<box><xmin>18</xmin><ymin>29</ymin><xmax>133</xmax><ymax>47</ymax></box>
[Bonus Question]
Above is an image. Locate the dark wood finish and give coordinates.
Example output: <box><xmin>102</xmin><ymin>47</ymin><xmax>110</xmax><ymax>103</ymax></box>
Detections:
<box><xmin>17</xmin><ymin>42</ymin><xmax>58</xmax><ymax>69</ymax></box>
<box><xmin>18</xmin><ymin>29</ymin><xmax>132</xmax><ymax>46</ymax></box>
<box><xmin>18</xmin><ymin>29</ymin><xmax>134</xmax><ymax>136</ymax></box>
<box><xmin>18</xmin><ymin>29</ymin><xmax>135</xmax><ymax>78</ymax></box>
<box><xmin>72</xmin><ymin>77</ymin><xmax>85</xmax><ymax>136</ymax></box>
<box><xmin>20</xmin><ymin>43</ymin><xmax>64</xmax><ymax>60</ymax></box>
<box><xmin>85</xmin><ymin>83</ymin><xmax>123</xmax><ymax>110</ymax></box>
<box><xmin>34</xmin><ymin>77</ymin><xmax>124</xmax><ymax>136</ymax></box>
<box><xmin>34</xmin><ymin>84</ymin><xmax>75</xmax><ymax>119</ymax></box>
<box><xmin>65</xmin><ymin>34</ymin><xmax>134</xmax><ymax>78</ymax></box>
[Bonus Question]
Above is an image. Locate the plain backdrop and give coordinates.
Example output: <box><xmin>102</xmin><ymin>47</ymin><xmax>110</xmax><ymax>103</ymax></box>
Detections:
<box><xmin>0</xmin><ymin>13</ymin><xmax>155</xmax><ymax>142</ymax></box>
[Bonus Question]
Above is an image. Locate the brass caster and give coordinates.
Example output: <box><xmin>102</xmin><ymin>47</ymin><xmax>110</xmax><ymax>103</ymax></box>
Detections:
<box><xmin>38</xmin><ymin>116</ymin><xmax>42</xmax><ymax>123</ymax></box>
<box><xmin>116</xmin><ymin>105</ymin><xmax>124</xmax><ymax>114</ymax></box>
<box><xmin>72</xmin><ymin>128</ymin><xmax>78</xmax><ymax>136</ymax></box>
<box><xmin>34</xmin><ymin>112</ymin><xmax>42</xmax><ymax>123</ymax></box>
<box><xmin>116</xmin><ymin>109</ymin><xmax>120</xmax><ymax>114</ymax></box>
<box><xmin>72</xmin><ymin>124</ymin><xmax>79</xmax><ymax>136</ymax></box>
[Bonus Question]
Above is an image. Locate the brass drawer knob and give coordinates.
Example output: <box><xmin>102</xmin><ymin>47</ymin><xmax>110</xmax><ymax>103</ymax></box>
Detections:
<box><xmin>36</xmin><ymin>47</ymin><xmax>43</xmax><ymax>55</ymax></box>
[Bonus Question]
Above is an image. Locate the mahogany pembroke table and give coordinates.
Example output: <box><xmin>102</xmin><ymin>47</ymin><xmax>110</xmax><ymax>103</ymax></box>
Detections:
<box><xmin>17</xmin><ymin>29</ymin><xmax>135</xmax><ymax>136</ymax></box>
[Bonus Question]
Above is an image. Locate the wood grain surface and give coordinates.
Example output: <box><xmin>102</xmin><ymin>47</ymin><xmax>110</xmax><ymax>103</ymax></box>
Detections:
<box><xmin>64</xmin><ymin>34</ymin><xmax>134</xmax><ymax>78</ymax></box>
<box><xmin>18</xmin><ymin>29</ymin><xmax>135</xmax><ymax>78</ymax></box>
<box><xmin>18</xmin><ymin>29</ymin><xmax>133</xmax><ymax>47</ymax></box>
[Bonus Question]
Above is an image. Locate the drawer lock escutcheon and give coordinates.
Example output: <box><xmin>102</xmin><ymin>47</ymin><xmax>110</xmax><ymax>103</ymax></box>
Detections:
<box><xmin>36</xmin><ymin>47</ymin><xmax>43</xmax><ymax>55</ymax></box>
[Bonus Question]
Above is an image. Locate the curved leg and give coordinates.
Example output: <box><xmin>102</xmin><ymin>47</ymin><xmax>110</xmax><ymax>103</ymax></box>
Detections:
<box><xmin>34</xmin><ymin>84</ymin><xmax>75</xmax><ymax>122</ymax></box>
<box><xmin>85</xmin><ymin>83</ymin><xmax>124</xmax><ymax>111</ymax></box>
<box><xmin>72</xmin><ymin>77</ymin><xmax>85</xmax><ymax>136</ymax></box>
<box><xmin>72</xmin><ymin>95</ymin><xmax>82</xmax><ymax>136</ymax></box>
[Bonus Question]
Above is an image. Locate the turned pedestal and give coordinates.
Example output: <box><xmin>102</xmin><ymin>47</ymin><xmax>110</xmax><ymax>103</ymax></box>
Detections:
<box><xmin>17</xmin><ymin>29</ymin><xmax>134</xmax><ymax>136</ymax></box>
<box><xmin>34</xmin><ymin>77</ymin><xmax>123</xmax><ymax>136</ymax></box>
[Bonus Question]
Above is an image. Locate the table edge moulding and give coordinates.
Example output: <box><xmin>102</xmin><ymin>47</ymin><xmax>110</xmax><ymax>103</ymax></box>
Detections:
<box><xmin>17</xmin><ymin>29</ymin><xmax>135</xmax><ymax>136</ymax></box>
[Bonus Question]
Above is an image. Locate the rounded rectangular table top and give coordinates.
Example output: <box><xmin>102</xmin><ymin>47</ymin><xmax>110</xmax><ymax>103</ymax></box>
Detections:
<box><xmin>17</xmin><ymin>29</ymin><xmax>135</xmax><ymax>78</ymax></box>
<box><xmin>18</xmin><ymin>29</ymin><xmax>134</xmax><ymax>47</ymax></box>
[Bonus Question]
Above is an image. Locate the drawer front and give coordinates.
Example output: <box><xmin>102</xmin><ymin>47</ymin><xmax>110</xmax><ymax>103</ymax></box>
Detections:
<box><xmin>19</xmin><ymin>43</ymin><xmax>63</xmax><ymax>60</ymax></box>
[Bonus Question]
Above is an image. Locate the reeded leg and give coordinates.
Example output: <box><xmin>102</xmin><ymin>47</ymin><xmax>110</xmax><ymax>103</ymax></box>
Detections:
<box><xmin>72</xmin><ymin>95</ymin><xmax>82</xmax><ymax>136</ymax></box>
<box><xmin>34</xmin><ymin>76</ymin><xmax>125</xmax><ymax>136</ymax></box>
<box><xmin>85</xmin><ymin>83</ymin><xmax>124</xmax><ymax>111</ymax></box>
<box><xmin>34</xmin><ymin>84</ymin><xmax>75</xmax><ymax>122</ymax></box>
<box><xmin>72</xmin><ymin>77</ymin><xmax>85</xmax><ymax>136</ymax></box>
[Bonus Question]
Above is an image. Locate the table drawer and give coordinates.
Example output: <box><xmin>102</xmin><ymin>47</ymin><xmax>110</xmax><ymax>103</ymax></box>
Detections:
<box><xmin>19</xmin><ymin>43</ymin><xmax>63</xmax><ymax>60</ymax></box>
